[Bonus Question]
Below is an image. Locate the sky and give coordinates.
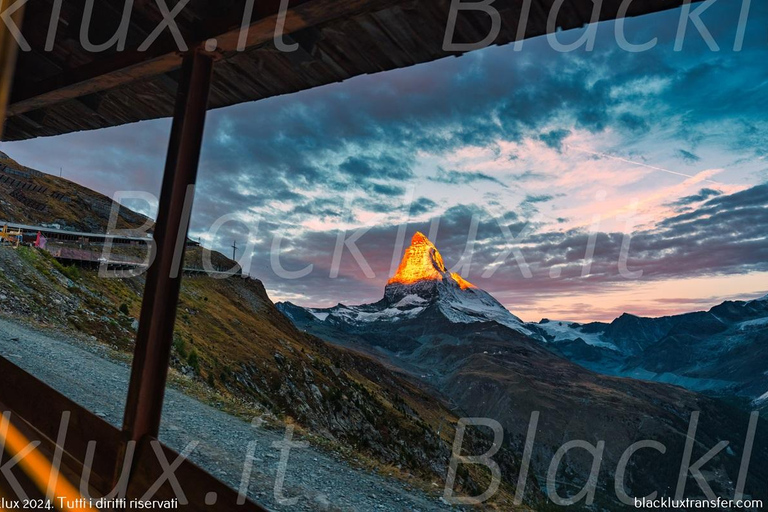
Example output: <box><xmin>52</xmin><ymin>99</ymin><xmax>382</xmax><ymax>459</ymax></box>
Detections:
<box><xmin>3</xmin><ymin>0</ymin><xmax>768</xmax><ymax>322</ymax></box>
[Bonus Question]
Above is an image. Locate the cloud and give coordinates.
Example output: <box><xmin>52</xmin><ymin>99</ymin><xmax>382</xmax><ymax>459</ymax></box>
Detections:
<box><xmin>338</xmin><ymin>156</ymin><xmax>412</xmax><ymax>182</ymax></box>
<box><xmin>253</xmin><ymin>183</ymin><xmax>768</xmax><ymax>311</ymax></box>
<box><xmin>539</xmin><ymin>129</ymin><xmax>571</xmax><ymax>150</ymax></box>
<box><xmin>410</xmin><ymin>197</ymin><xmax>438</xmax><ymax>216</ymax></box>
<box><xmin>428</xmin><ymin>168</ymin><xmax>508</xmax><ymax>188</ymax></box>
<box><xmin>670</xmin><ymin>187</ymin><xmax>722</xmax><ymax>207</ymax></box>
<box><xmin>522</xmin><ymin>194</ymin><xmax>555</xmax><ymax>204</ymax></box>
<box><xmin>676</xmin><ymin>149</ymin><xmax>701</xmax><ymax>163</ymax></box>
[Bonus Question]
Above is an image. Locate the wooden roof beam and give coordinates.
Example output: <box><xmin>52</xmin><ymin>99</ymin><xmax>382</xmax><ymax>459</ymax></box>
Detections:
<box><xmin>7</xmin><ymin>0</ymin><xmax>389</xmax><ymax>117</ymax></box>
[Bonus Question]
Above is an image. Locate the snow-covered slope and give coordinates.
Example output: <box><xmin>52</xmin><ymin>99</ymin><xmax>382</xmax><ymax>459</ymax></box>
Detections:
<box><xmin>535</xmin><ymin>320</ymin><xmax>618</xmax><ymax>350</ymax></box>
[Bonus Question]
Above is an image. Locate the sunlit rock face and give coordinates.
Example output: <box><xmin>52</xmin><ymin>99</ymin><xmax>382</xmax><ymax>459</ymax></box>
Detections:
<box><xmin>375</xmin><ymin>233</ymin><xmax>529</xmax><ymax>333</ymax></box>
<box><xmin>450</xmin><ymin>272</ymin><xmax>475</xmax><ymax>290</ymax></box>
<box><xmin>386</xmin><ymin>232</ymin><xmax>476</xmax><ymax>298</ymax></box>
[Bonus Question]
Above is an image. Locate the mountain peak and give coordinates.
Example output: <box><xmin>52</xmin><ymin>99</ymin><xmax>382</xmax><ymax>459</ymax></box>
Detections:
<box><xmin>288</xmin><ymin>232</ymin><xmax>529</xmax><ymax>335</ymax></box>
<box><xmin>387</xmin><ymin>232</ymin><xmax>475</xmax><ymax>289</ymax></box>
<box><xmin>411</xmin><ymin>231</ymin><xmax>430</xmax><ymax>246</ymax></box>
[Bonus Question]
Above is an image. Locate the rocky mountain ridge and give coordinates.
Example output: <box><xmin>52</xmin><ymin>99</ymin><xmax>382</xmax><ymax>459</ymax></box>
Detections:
<box><xmin>280</xmin><ymin>232</ymin><xmax>532</xmax><ymax>338</ymax></box>
<box><xmin>532</xmin><ymin>294</ymin><xmax>768</xmax><ymax>401</ymax></box>
<box><xmin>0</xmin><ymin>152</ymin><xmax>150</xmax><ymax>233</ymax></box>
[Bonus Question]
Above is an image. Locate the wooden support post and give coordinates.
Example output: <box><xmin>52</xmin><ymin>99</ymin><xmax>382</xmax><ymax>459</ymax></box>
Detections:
<box><xmin>121</xmin><ymin>50</ymin><xmax>213</xmax><ymax>444</ymax></box>
<box><xmin>0</xmin><ymin>0</ymin><xmax>24</xmax><ymax>140</ymax></box>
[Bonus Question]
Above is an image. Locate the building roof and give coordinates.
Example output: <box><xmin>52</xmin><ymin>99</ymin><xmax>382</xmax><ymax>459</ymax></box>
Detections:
<box><xmin>3</xmin><ymin>0</ymin><xmax>696</xmax><ymax>142</ymax></box>
<box><xmin>1</xmin><ymin>220</ymin><xmax>151</xmax><ymax>241</ymax></box>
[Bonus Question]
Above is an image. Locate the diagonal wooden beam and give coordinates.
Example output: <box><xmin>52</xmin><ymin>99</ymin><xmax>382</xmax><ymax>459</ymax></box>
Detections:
<box><xmin>6</xmin><ymin>0</ymin><xmax>390</xmax><ymax>117</ymax></box>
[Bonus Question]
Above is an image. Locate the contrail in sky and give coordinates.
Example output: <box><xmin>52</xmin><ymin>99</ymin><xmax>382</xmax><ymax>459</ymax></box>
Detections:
<box><xmin>565</xmin><ymin>144</ymin><xmax>720</xmax><ymax>184</ymax></box>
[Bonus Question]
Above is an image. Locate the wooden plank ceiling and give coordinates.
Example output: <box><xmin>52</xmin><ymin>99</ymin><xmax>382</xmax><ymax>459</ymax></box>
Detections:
<box><xmin>3</xmin><ymin>0</ymin><xmax>693</xmax><ymax>141</ymax></box>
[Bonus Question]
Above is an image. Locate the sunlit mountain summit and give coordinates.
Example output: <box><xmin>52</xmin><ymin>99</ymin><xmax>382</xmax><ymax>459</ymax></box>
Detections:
<box><xmin>280</xmin><ymin>232</ymin><xmax>531</xmax><ymax>335</ymax></box>
<box><xmin>386</xmin><ymin>231</ymin><xmax>476</xmax><ymax>290</ymax></box>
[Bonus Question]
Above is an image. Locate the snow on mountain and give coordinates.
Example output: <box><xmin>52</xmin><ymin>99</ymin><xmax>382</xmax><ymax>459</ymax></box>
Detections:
<box><xmin>748</xmin><ymin>292</ymin><xmax>768</xmax><ymax>304</ymax></box>
<box><xmin>304</xmin><ymin>302</ymin><xmax>427</xmax><ymax>324</ymax></box>
<box><xmin>738</xmin><ymin>316</ymin><xmax>768</xmax><ymax>330</ymax></box>
<box><xmin>428</xmin><ymin>277</ymin><xmax>531</xmax><ymax>334</ymax></box>
<box><xmin>281</xmin><ymin>232</ymin><xmax>532</xmax><ymax>335</ymax></box>
<box><xmin>383</xmin><ymin>232</ymin><xmax>531</xmax><ymax>334</ymax></box>
<box><xmin>535</xmin><ymin>320</ymin><xmax>618</xmax><ymax>350</ymax></box>
<box><xmin>529</xmin><ymin>296</ymin><xmax>768</xmax><ymax>400</ymax></box>
<box><xmin>309</xmin><ymin>311</ymin><xmax>329</xmax><ymax>321</ymax></box>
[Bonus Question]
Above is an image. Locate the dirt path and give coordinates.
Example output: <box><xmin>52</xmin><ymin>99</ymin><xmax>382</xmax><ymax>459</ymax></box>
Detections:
<box><xmin>0</xmin><ymin>318</ymin><xmax>453</xmax><ymax>512</ymax></box>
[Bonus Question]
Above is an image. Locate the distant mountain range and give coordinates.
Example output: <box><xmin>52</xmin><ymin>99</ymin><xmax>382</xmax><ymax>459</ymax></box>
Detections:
<box><xmin>278</xmin><ymin>232</ymin><xmax>768</xmax><ymax>506</ymax></box>
<box><xmin>531</xmin><ymin>295</ymin><xmax>768</xmax><ymax>402</ymax></box>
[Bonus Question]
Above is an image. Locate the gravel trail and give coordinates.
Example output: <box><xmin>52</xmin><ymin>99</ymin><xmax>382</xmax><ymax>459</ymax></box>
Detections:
<box><xmin>0</xmin><ymin>318</ymin><xmax>454</xmax><ymax>512</ymax></box>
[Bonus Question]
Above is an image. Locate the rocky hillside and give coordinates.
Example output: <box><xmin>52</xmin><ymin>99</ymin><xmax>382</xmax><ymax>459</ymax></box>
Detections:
<box><xmin>0</xmin><ymin>152</ymin><xmax>149</xmax><ymax>232</ymax></box>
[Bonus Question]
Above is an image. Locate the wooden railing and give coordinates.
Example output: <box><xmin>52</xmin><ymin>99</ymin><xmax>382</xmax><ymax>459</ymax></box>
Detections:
<box><xmin>0</xmin><ymin>357</ymin><xmax>268</xmax><ymax>511</ymax></box>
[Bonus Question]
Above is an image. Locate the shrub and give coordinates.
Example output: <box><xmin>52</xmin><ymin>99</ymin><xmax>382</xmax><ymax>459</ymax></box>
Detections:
<box><xmin>187</xmin><ymin>349</ymin><xmax>200</xmax><ymax>373</ymax></box>
<box><xmin>119</xmin><ymin>303</ymin><xmax>130</xmax><ymax>315</ymax></box>
<box><xmin>51</xmin><ymin>259</ymin><xmax>81</xmax><ymax>281</ymax></box>
<box><xmin>173</xmin><ymin>336</ymin><xmax>188</xmax><ymax>359</ymax></box>
<box><xmin>16</xmin><ymin>246</ymin><xmax>37</xmax><ymax>264</ymax></box>
<box><xmin>63</xmin><ymin>265</ymin><xmax>81</xmax><ymax>281</ymax></box>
